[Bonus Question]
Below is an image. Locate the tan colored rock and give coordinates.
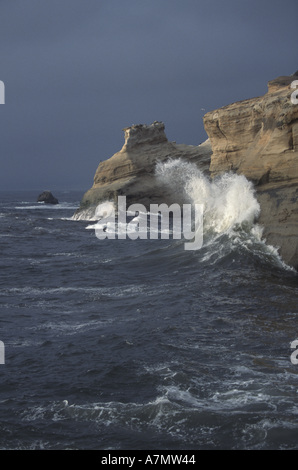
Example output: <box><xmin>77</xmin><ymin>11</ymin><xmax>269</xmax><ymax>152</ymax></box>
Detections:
<box><xmin>203</xmin><ymin>72</ymin><xmax>298</xmax><ymax>269</ymax></box>
<box><xmin>74</xmin><ymin>74</ymin><xmax>298</xmax><ymax>269</ymax></box>
<box><xmin>74</xmin><ymin>121</ymin><xmax>212</xmax><ymax>218</ymax></box>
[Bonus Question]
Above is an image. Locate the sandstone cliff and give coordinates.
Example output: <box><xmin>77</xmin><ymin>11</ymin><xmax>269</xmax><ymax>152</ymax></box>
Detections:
<box><xmin>74</xmin><ymin>73</ymin><xmax>298</xmax><ymax>270</ymax></box>
<box><xmin>74</xmin><ymin>121</ymin><xmax>212</xmax><ymax>218</ymax></box>
<box><xmin>204</xmin><ymin>72</ymin><xmax>298</xmax><ymax>269</ymax></box>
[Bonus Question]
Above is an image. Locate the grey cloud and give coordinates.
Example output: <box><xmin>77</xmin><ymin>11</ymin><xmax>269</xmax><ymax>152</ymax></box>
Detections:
<box><xmin>0</xmin><ymin>0</ymin><xmax>297</xmax><ymax>190</ymax></box>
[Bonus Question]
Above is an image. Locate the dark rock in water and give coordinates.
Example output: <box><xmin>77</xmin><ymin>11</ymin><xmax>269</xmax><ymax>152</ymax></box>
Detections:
<box><xmin>37</xmin><ymin>191</ymin><xmax>59</xmax><ymax>205</ymax></box>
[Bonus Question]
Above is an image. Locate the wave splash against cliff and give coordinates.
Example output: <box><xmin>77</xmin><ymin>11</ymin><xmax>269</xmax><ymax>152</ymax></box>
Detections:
<box><xmin>82</xmin><ymin>158</ymin><xmax>292</xmax><ymax>270</ymax></box>
<box><xmin>155</xmin><ymin>159</ymin><xmax>291</xmax><ymax>269</ymax></box>
<box><xmin>156</xmin><ymin>159</ymin><xmax>260</xmax><ymax>234</ymax></box>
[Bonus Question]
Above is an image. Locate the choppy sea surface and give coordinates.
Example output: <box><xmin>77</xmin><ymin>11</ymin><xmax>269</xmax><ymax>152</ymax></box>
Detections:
<box><xmin>1</xmin><ymin>173</ymin><xmax>298</xmax><ymax>449</ymax></box>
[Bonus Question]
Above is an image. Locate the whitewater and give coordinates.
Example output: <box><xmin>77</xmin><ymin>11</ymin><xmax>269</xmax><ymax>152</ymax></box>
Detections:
<box><xmin>0</xmin><ymin>160</ymin><xmax>297</xmax><ymax>450</ymax></box>
<box><xmin>87</xmin><ymin>159</ymin><xmax>289</xmax><ymax>270</ymax></box>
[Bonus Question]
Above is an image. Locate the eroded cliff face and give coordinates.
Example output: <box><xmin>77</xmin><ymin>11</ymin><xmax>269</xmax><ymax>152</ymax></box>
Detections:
<box><xmin>75</xmin><ymin>121</ymin><xmax>212</xmax><ymax>218</ymax></box>
<box><xmin>204</xmin><ymin>72</ymin><xmax>298</xmax><ymax>269</ymax></box>
<box><xmin>74</xmin><ymin>74</ymin><xmax>298</xmax><ymax>269</ymax></box>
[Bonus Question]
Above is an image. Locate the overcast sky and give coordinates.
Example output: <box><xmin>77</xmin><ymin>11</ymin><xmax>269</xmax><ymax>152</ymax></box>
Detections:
<box><xmin>0</xmin><ymin>0</ymin><xmax>297</xmax><ymax>191</ymax></box>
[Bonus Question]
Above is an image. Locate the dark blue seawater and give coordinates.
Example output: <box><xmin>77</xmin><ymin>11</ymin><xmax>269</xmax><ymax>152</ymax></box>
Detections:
<box><xmin>0</xmin><ymin>190</ymin><xmax>298</xmax><ymax>450</ymax></box>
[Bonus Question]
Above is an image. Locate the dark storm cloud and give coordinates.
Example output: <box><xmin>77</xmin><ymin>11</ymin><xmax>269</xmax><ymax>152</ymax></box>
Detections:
<box><xmin>0</xmin><ymin>0</ymin><xmax>297</xmax><ymax>190</ymax></box>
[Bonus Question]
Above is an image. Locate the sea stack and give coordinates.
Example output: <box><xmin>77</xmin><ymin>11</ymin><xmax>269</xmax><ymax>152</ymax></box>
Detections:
<box><xmin>74</xmin><ymin>121</ymin><xmax>212</xmax><ymax>219</ymax></box>
<box><xmin>37</xmin><ymin>191</ymin><xmax>59</xmax><ymax>205</ymax></box>
<box><xmin>74</xmin><ymin>73</ymin><xmax>298</xmax><ymax>270</ymax></box>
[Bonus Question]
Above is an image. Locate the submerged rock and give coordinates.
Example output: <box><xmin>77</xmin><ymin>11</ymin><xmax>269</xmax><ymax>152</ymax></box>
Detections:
<box><xmin>37</xmin><ymin>191</ymin><xmax>59</xmax><ymax>205</ymax></box>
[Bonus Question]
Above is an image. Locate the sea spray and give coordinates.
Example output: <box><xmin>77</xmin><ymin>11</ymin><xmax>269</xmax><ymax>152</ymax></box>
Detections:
<box><xmin>86</xmin><ymin>159</ymin><xmax>262</xmax><ymax>249</ymax></box>
<box><xmin>155</xmin><ymin>158</ymin><xmax>294</xmax><ymax>269</ymax></box>
<box><xmin>81</xmin><ymin>158</ymin><xmax>291</xmax><ymax>268</ymax></box>
<box><xmin>92</xmin><ymin>196</ymin><xmax>204</xmax><ymax>250</ymax></box>
<box><xmin>155</xmin><ymin>158</ymin><xmax>260</xmax><ymax>237</ymax></box>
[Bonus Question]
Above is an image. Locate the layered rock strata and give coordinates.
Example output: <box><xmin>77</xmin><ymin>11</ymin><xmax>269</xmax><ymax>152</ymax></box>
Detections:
<box><xmin>203</xmin><ymin>72</ymin><xmax>298</xmax><ymax>269</ymax></box>
<box><xmin>75</xmin><ymin>73</ymin><xmax>298</xmax><ymax>269</ymax></box>
<box><xmin>74</xmin><ymin>121</ymin><xmax>212</xmax><ymax>219</ymax></box>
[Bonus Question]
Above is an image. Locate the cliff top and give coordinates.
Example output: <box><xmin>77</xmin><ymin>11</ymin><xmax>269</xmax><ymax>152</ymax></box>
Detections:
<box><xmin>267</xmin><ymin>71</ymin><xmax>298</xmax><ymax>93</ymax></box>
<box><xmin>121</xmin><ymin>121</ymin><xmax>168</xmax><ymax>151</ymax></box>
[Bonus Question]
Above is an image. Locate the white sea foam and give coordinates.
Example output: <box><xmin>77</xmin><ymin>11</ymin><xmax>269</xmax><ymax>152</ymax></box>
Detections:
<box><xmin>83</xmin><ymin>160</ymin><xmax>261</xmax><ymax>243</ymax></box>
<box><xmin>72</xmin><ymin>205</ymin><xmax>104</xmax><ymax>221</ymax></box>
<box><xmin>19</xmin><ymin>373</ymin><xmax>298</xmax><ymax>450</ymax></box>
<box><xmin>15</xmin><ymin>202</ymin><xmax>79</xmax><ymax>210</ymax></box>
<box><xmin>72</xmin><ymin>158</ymin><xmax>293</xmax><ymax>269</ymax></box>
<box><xmin>155</xmin><ymin>158</ymin><xmax>295</xmax><ymax>269</ymax></box>
<box><xmin>156</xmin><ymin>158</ymin><xmax>260</xmax><ymax>235</ymax></box>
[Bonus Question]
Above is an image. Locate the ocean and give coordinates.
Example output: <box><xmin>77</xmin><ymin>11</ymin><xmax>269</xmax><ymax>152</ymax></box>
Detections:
<box><xmin>0</xmin><ymin>161</ymin><xmax>298</xmax><ymax>450</ymax></box>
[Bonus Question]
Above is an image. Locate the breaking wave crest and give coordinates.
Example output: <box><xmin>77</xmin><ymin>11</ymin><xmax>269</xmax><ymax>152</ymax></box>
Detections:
<box><xmin>155</xmin><ymin>159</ymin><xmax>291</xmax><ymax>269</ymax></box>
<box><xmin>156</xmin><ymin>158</ymin><xmax>260</xmax><ymax>235</ymax></box>
<box><xmin>75</xmin><ymin>158</ymin><xmax>291</xmax><ymax>270</ymax></box>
